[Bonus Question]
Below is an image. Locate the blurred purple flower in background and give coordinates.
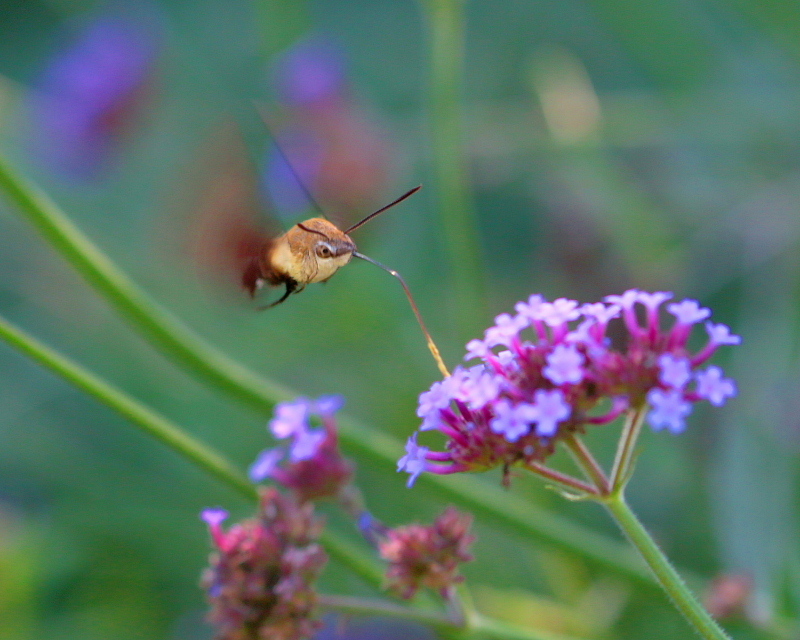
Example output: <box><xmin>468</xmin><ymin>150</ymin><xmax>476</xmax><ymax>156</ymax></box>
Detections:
<box><xmin>273</xmin><ymin>39</ymin><xmax>348</xmax><ymax>109</ymax></box>
<box><xmin>28</xmin><ymin>9</ymin><xmax>161</xmax><ymax>177</ymax></box>
<box><xmin>262</xmin><ymin>36</ymin><xmax>391</xmax><ymax>222</ymax></box>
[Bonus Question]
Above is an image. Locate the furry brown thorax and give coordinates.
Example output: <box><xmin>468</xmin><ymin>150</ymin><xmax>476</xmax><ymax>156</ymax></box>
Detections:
<box><xmin>262</xmin><ymin>218</ymin><xmax>356</xmax><ymax>287</ymax></box>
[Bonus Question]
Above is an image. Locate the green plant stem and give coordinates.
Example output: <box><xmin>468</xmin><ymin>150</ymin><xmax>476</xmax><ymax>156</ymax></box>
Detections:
<box><xmin>0</xmin><ymin>313</ymin><xmax>255</xmax><ymax>499</ymax></box>
<box><xmin>469</xmin><ymin>612</ymin><xmax>586</xmax><ymax>640</ymax></box>
<box><xmin>0</xmin><ymin>155</ymin><xmax>292</xmax><ymax>413</ymax></box>
<box><xmin>441</xmin><ymin>472</ymin><xmax>658</xmax><ymax>583</ymax></box>
<box><xmin>0</xmin><ymin>312</ymin><xmax>382</xmax><ymax>589</ymax></box>
<box><xmin>0</xmin><ymin>154</ymin><xmax>659</xmax><ymax>586</ymax></box>
<box><xmin>318</xmin><ymin>594</ymin><xmax>583</xmax><ymax>640</ymax></box>
<box><xmin>318</xmin><ymin>594</ymin><xmax>456</xmax><ymax>634</ymax></box>
<box><xmin>420</xmin><ymin>0</ymin><xmax>486</xmax><ymax>340</ymax></box>
<box><xmin>602</xmin><ymin>491</ymin><xmax>731</xmax><ymax>640</ymax></box>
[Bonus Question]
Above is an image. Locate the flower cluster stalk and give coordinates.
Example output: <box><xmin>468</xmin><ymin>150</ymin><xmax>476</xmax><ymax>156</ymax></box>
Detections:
<box><xmin>609</xmin><ymin>406</ymin><xmax>647</xmax><ymax>491</ymax></box>
<box><xmin>530</xmin><ymin>427</ymin><xmax>732</xmax><ymax>640</ymax></box>
<box><xmin>602</xmin><ymin>490</ymin><xmax>732</xmax><ymax>640</ymax></box>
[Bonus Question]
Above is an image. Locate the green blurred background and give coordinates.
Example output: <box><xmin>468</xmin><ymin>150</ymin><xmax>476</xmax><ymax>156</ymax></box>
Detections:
<box><xmin>0</xmin><ymin>0</ymin><xmax>798</xmax><ymax>638</ymax></box>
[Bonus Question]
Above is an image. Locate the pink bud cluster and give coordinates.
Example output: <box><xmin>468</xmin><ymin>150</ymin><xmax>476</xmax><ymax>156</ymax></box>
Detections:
<box><xmin>201</xmin><ymin>488</ymin><xmax>327</xmax><ymax>640</ymax></box>
<box><xmin>399</xmin><ymin>290</ymin><xmax>740</xmax><ymax>486</ymax></box>
<box><xmin>378</xmin><ymin>507</ymin><xmax>474</xmax><ymax>599</ymax></box>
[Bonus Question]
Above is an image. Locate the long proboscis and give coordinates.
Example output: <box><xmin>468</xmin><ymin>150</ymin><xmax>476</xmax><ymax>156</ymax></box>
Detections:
<box><xmin>353</xmin><ymin>251</ymin><xmax>450</xmax><ymax>378</ymax></box>
<box><xmin>344</xmin><ymin>185</ymin><xmax>422</xmax><ymax>235</ymax></box>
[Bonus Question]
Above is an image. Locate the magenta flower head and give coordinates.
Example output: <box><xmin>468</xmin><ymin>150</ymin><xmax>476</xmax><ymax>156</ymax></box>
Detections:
<box><xmin>201</xmin><ymin>487</ymin><xmax>327</xmax><ymax>640</ymax></box>
<box><xmin>28</xmin><ymin>10</ymin><xmax>161</xmax><ymax>177</ymax></box>
<box><xmin>401</xmin><ymin>290</ymin><xmax>740</xmax><ymax>486</ymax></box>
<box><xmin>251</xmin><ymin>395</ymin><xmax>353</xmax><ymax>503</ymax></box>
<box><xmin>378</xmin><ymin>507</ymin><xmax>474</xmax><ymax>599</ymax></box>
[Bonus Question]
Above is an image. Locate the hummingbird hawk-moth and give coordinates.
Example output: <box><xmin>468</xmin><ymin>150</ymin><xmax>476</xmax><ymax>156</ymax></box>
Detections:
<box><xmin>241</xmin><ymin>185</ymin><xmax>420</xmax><ymax>308</ymax></box>
<box><xmin>187</xmin><ymin>120</ymin><xmax>448</xmax><ymax>377</ymax></box>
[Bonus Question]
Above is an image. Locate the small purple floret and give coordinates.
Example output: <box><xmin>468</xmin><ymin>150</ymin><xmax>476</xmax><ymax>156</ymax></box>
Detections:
<box><xmin>460</xmin><ymin>368</ymin><xmax>502</xmax><ymax>410</ymax></box>
<box><xmin>418</xmin><ymin>380</ymin><xmax>453</xmax><ymax>417</ymax></box>
<box><xmin>290</xmin><ymin>429</ymin><xmax>326</xmax><ymax>462</ymax></box>
<box><xmin>269</xmin><ymin>399</ymin><xmax>310</xmax><ymax>438</ymax></box>
<box><xmin>489</xmin><ymin>400</ymin><xmax>533</xmax><ymax>442</ymax></box>
<box><xmin>696</xmin><ymin>367</ymin><xmax>737</xmax><ymax>406</ymax></box>
<box><xmin>398</xmin><ymin>434</ymin><xmax>430</xmax><ymax>487</ymax></box>
<box><xmin>638</xmin><ymin>291</ymin><xmax>673</xmax><ymax>310</ymax></box>
<box><xmin>530</xmin><ymin>389</ymin><xmax>571</xmax><ymax>436</ymax></box>
<box><xmin>544</xmin><ymin>344</ymin><xmax>585</xmax><ymax>385</ymax></box>
<box><xmin>668</xmin><ymin>300</ymin><xmax>711</xmax><ymax>325</ymax></box>
<box><xmin>201</xmin><ymin>507</ymin><xmax>229</xmax><ymax>528</ymax></box>
<box><xmin>249</xmin><ymin>448</ymin><xmax>284</xmax><ymax>482</ymax></box>
<box><xmin>514</xmin><ymin>294</ymin><xmax>546</xmax><ymax>322</ymax></box>
<box><xmin>485</xmin><ymin>313</ymin><xmax>525</xmax><ymax>347</ymax></box>
<box><xmin>647</xmin><ymin>389</ymin><xmax>692</xmax><ymax>433</ymax></box>
<box><xmin>538</xmin><ymin>298</ymin><xmax>581</xmax><ymax>327</ymax></box>
<box><xmin>581</xmin><ymin>302</ymin><xmax>620</xmax><ymax>325</ymax></box>
<box><xmin>315</xmin><ymin>395</ymin><xmax>345</xmax><ymax>416</ymax></box>
<box><xmin>605</xmin><ymin>289</ymin><xmax>640</xmax><ymax>310</ymax></box>
<box><xmin>658</xmin><ymin>354</ymin><xmax>691</xmax><ymax>390</ymax></box>
<box><xmin>706</xmin><ymin>322</ymin><xmax>742</xmax><ymax>346</ymax></box>
<box><xmin>465</xmin><ymin>338</ymin><xmax>491</xmax><ymax>361</ymax></box>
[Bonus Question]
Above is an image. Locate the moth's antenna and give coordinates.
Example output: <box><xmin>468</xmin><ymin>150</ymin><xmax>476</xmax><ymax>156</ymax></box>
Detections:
<box><xmin>254</xmin><ymin>104</ymin><xmax>328</xmax><ymax>219</ymax></box>
<box><xmin>345</xmin><ymin>185</ymin><xmax>421</xmax><ymax>234</ymax></box>
<box><xmin>353</xmin><ymin>251</ymin><xmax>450</xmax><ymax>378</ymax></box>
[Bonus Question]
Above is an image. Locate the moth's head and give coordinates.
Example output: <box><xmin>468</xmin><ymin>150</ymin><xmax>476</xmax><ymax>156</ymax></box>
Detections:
<box><xmin>295</xmin><ymin>218</ymin><xmax>356</xmax><ymax>281</ymax></box>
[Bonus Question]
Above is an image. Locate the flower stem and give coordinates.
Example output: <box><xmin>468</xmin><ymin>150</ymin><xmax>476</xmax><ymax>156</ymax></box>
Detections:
<box><xmin>562</xmin><ymin>433</ymin><xmax>609</xmax><ymax>493</ymax></box>
<box><xmin>0</xmin><ymin>154</ymin><xmax>293</xmax><ymax>414</ymax></box>
<box><xmin>0</xmin><ymin>313</ymin><xmax>256</xmax><ymax>499</ymax></box>
<box><xmin>527</xmin><ymin>461</ymin><xmax>599</xmax><ymax>496</ymax></box>
<box><xmin>609</xmin><ymin>406</ymin><xmax>646</xmax><ymax>492</ymax></box>
<box><xmin>318</xmin><ymin>594</ymin><xmax>583</xmax><ymax>640</ymax></box>
<box><xmin>420</xmin><ymin>0</ymin><xmax>487</xmax><ymax>341</ymax></box>
<box><xmin>0</xmin><ymin>312</ymin><xmax>383</xmax><ymax>589</ymax></box>
<box><xmin>601</xmin><ymin>491</ymin><xmax>732</xmax><ymax>640</ymax></box>
<box><xmin>318</xmin><ymin>594</ymin><xmax>456</xmax><ymax>633</ymax></box>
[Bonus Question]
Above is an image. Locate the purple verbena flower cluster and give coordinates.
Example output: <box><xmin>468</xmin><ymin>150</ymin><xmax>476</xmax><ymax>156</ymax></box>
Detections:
<box><xmin>30</xmin><ymin>12</ymin><xmax>160</xmax><ymax>176</ymax></box>
<box><xmin>399</xmin><ymin>290</ymin><xmax>740</xmax><ymax>486</ymax></box>
<box><xmin>201</xmin><ymin>488</ymin><xmax>327</xmax><ymax>640</ymax></box>
<box><xmin>250</xmin><ymin>395</ymin><xmax>353</xmax><ymax>503</ymax></box>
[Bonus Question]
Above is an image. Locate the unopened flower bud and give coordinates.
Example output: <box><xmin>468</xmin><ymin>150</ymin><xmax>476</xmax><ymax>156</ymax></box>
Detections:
<box><xmin>378</xmin><ymin>507</ymin><xmax>474</xmax><ymax>599</ymax></box>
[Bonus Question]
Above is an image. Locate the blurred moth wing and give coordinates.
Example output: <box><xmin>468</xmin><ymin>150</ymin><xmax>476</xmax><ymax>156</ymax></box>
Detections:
<box><xmin>186</xmin><ymin>124</ymin><xmax>278</xmax><ymax>298</ymax></box>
